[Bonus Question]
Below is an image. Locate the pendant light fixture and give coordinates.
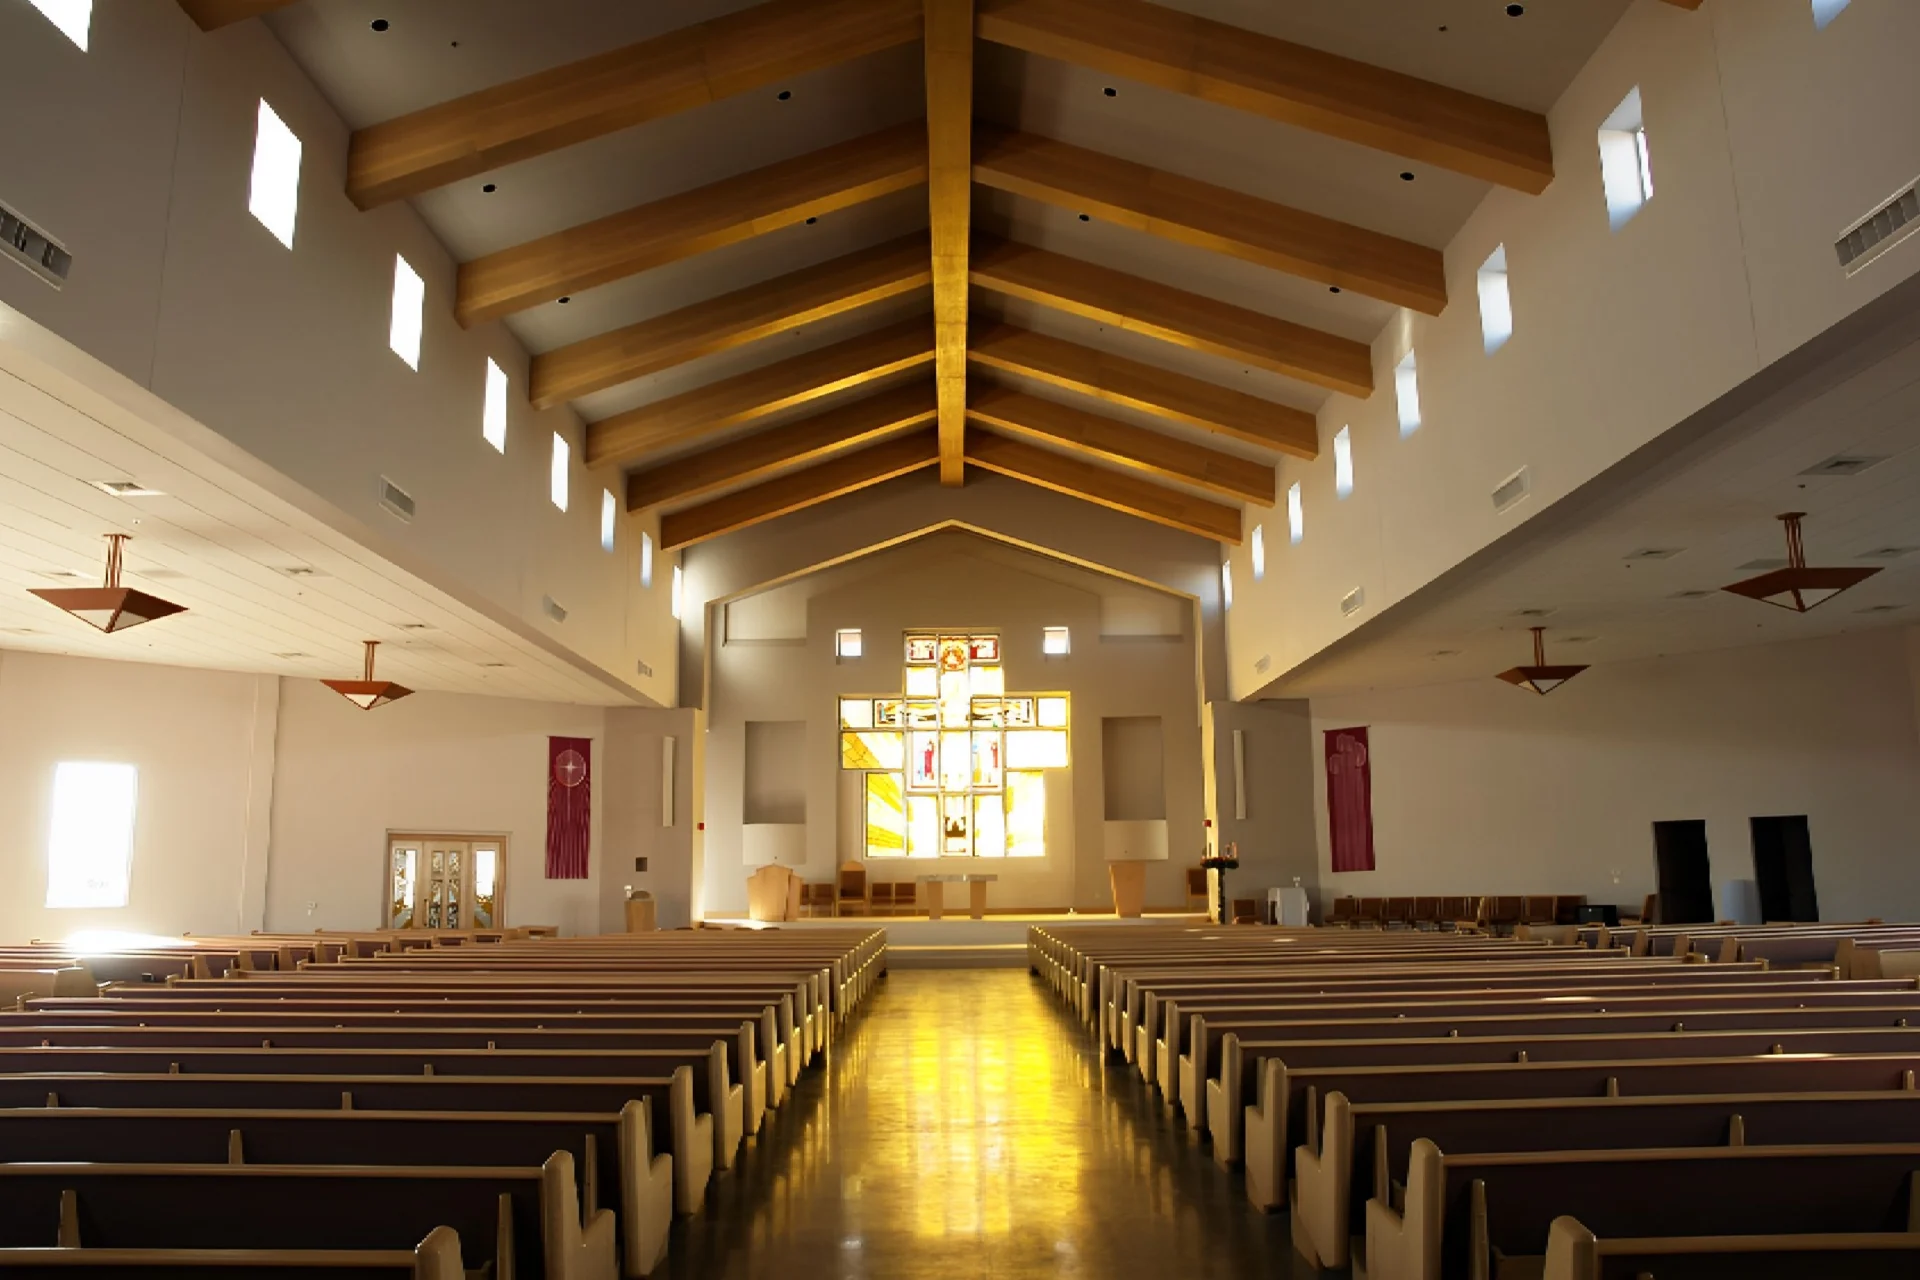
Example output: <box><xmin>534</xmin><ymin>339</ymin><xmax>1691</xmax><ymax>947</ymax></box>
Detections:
<box><xmin>29</xmin><ymin>534</ymin><xmax>186</xmax><ymax>633</ymax></box>
<box><xmin>1496</xmin><ymin>626</ymin><xmax>1588</xmax><ymax>696</ymax></box>
<box><xmin>1722</xmin><ymin>511</ymin><xmax>1878</xmax><ymax>613</ymax></box>
<box><xmin>323</xmin><ymin>640</ymin><xmax>413</xmax><ymax>710</ymax></box>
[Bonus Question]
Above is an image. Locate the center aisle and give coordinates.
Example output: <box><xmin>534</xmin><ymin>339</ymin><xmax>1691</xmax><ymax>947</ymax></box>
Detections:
<box><xmin>661</xmin><ymin>967</ymin><xmax>1293</xmax><ymax>1278</ymax></box>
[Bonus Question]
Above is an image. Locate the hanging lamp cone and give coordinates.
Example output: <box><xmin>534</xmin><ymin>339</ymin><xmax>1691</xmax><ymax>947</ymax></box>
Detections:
<box><xmin>29</xmin><ymin>533</ymin><xmax>187</xmax><ymax>633</ymax></box>
<box><xmin>1495</xmin><ymin>626</ymin><xmax>1588</xmax><ymax>696</ymax></box>
<box><xmin>1722</xmin><ymin>512</ymin><xmax>1879</xmax><ymax>613</ymax></box>
<box><xmin>323</xmin><ymin>640</ymin><xmax>413</xmax><ymax>710</ymax></box>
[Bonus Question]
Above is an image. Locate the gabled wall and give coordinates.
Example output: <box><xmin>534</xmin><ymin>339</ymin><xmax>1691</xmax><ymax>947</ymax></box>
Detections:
<box><xmin>0</xmin><ymin>4</ymin><xmax>674</xmax><ymax>705</ymax></box>
<box><xmin>1227</xmin><ymin>0</ymin><xmax>1920</xmax><ymax>694</ymax></box>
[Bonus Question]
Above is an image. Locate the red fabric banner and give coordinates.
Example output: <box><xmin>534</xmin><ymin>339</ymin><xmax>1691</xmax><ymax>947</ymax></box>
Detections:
<box><xmin>1324</xmin><ymin>726</ymin><xmax>1376</xmax><ymax>873</ymax></box>
<box><xmin>546</xmin><ymin>736</ymin><xmax>592</xmax><ymax>880</ymax></box>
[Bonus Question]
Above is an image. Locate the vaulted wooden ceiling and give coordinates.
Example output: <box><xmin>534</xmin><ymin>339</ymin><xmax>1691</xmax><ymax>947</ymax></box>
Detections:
<box><xmin>195</xmin><ymin>0</ymin><xmax>1647</xmax><ymax>551</ymax></box>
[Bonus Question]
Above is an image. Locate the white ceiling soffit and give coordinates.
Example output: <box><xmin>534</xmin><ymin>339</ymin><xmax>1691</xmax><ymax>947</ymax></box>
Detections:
<box><xmin>0</xmin><ymin>311</ymin><xmax>643</xmax><ymax>706</ymax></box>
<box><xmin>1259</xmin><ymin>270</ymin><xmax>1920</xmax><ymax>700</ymax></box>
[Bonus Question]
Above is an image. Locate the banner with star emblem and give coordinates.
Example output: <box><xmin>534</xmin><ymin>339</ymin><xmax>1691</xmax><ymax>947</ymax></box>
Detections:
<box><xmin>546</xmin><ymin>736</ymin><xmax>592</xmax><ymax>880</ymax></box>
<box><xmin>1324</xmin><ymin>726</ymin><xmax>1375</xmax><ymax>873</ymax></box>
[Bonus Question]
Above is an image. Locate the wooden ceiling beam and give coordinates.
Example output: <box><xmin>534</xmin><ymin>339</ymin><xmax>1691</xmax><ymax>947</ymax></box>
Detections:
<box><xmin>968</xmin><ymin>322</ymin><xmax>1317</xmax><ymax>459</ymax></box>
<box><xmin>586</xmin><ymin>318</ymin><xmax>934</xmax><ymax>467</ymax></box>
<box><xmin>627</xmin><ymin>382</ymin><xmax>937</xmax><ymax>510</ymax></box>
<box><xmin>968</xmin><ymin>387</ymin><xmax>1271</xmax><ymax>504</ymax></box>
<box><xmin>177</xmin><ymin>1</ymin><xmax>296</xmax><ymax>30</ymax></box>
<box><xmin>660</xmin><ymin>429</ymin><xmax>942</xmax><ymax>548</ymax></box>
<box><xmin>456</xmin><ymin>122</ymin><xmax>927</xmax><ymax>326</ymax></box>
<box><xmin>976</xmin><ymin>0</ymin><xmax>1553</xmax><ymax>193</ymax></box>
<box><xmin>970</xmin><ymin>236</ymin><xmax>1372</xmax><ymax>397</ymax></box>
<box><xmin>965</xmin><ymin>431</ymin><xmax>1242</xmax><ymax>543</ymax></box>
<box><xmin>924</xmin><ymin>0</ymin><xmax>974</xmax><ymax>486</ymax></box>
<box><xmin>529</xmin><ymin>234</ymin><xmax>930</xmax><ymax>409</ymax></box>
<box><xmin>973</xmin><ymin>127</ymin><xmax>1446</xmax><ymax>314</ymax></box>
<box><xmin>347</xmin><ymin>0</ymin><xmax>922</xmax><ymax>209</ymax></box>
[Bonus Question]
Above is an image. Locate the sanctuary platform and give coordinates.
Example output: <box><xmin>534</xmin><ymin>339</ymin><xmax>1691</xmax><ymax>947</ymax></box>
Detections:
<box><xmin>711</xmin><ymin>911</ymin><xmax>1212</xmax><ymax>968</ymax></box>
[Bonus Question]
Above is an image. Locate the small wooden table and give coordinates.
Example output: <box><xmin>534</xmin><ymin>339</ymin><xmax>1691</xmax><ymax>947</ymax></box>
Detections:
<box><xmin>917</xmin><ymin>873</ymin><xmax>999</xmax><ymax>920</ymax></box>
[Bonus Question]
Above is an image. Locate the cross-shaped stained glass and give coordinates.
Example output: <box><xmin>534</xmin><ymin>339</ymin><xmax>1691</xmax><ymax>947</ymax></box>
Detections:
<box><xmin>839</xmin><ymin>633</ymin><xmax>1068</xmax><ymax>858</ymax></box>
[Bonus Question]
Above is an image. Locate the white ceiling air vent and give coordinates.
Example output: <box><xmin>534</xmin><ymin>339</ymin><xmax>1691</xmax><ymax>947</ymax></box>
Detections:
<box><xmin>1859</xmin><ymin>545</ymin><xmax>1920</xmax><ymax>561</ymax></box>
<box><xmin>91</xmin><ymin>480</ymin><xmax>164</xmax><ymax>498</ymax></box>
<box><xmin>1253</xmin><ymin>654</ymin><xmax>1271</xmax><ymax>675</ymax></box>
<box><xmin>379</xmin><ymin>476</ymin><xmax>415</xmax><ymax>522</ymax></box>
<box><xmin>542</xmin><ymin>595</ymin><xmax>567</xmax><ymax>623</ymax></box>
<box><xmin>1669</xmin><ymin>589</ymin><xmax>1715</xmax><ymax>600</ymax></box>
<box><xmin>1799</xmin><ymin>453</ymin><xmax>1886</xmax><ymax>477</ymax></box>
<box><xmin>1835</xmin><ymin>177</ymin><xmax>1920</xmax><ymax>275</ymax></box>
<box><xmin>1855</xmin><ymin>603</ymin><xmax>1904</xmax><ymax>614</ymax></box>
<box><xmin>1492</xmin><ymin>465</ymin><xmax>1531</xmax><ymax>513</ymax></box>
<box><xmin>1</xmin><ymin>198</ymin><xmax>73</xmax><ymax>289</ymax></box>
<box><xmin>1512</xmin><ymin>606</ymin><xmax>1555</xmax><ymax>618</ymax></box>
<box><xmin>1340</xmin><ymin>586</ymin><xmax>1366</xmax><ymax>616</ymax></box>
<box><xmin>1625</xmin><ymin>547</ymin><xmax>1684</xmax><ymax>562</ymax></box>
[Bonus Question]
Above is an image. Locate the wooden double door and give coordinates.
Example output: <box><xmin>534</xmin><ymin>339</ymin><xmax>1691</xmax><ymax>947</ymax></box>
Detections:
<box><xmin>387</xmin><ymin>835</ymin><xmax>502</xmax><ymax>930</ymax></box>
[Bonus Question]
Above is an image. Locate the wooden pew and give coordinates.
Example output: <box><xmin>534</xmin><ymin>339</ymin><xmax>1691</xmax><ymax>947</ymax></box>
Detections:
<box><xmin>0</xmin><ymin>1225</ymin><xmax>464</xmax><ymax>1279</ymax></box>
<box><xmin>1541</xmin><ymin>1215</ymin><xmax>1920</xmax><ymax>1280</ymax></box>
<box><xmin>1366</xmin><ymin>1140</ymin><xmax>1920</xmax><ymax>1280</ymax></box>
<box><xmin>0</xmin><ymin>1153</ymin><xmax>611</xmax><ymax>1280</ymax></box>
<box><xmin>1294</xmin><ymin>1088</ymin><xmax>1920</xmax><ymax>1269</ymax></box>
<box><xmin>0</xmin><ymin>1105</ymin><xmax>670</xmax><ymax>1278</ymax></box>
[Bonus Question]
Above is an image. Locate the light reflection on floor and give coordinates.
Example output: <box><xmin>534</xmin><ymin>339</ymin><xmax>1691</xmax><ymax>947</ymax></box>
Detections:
<box><xmin>659</xmin><ymin>968</ymin><xmax>1296</xmax><ymax>1278</ymax></box>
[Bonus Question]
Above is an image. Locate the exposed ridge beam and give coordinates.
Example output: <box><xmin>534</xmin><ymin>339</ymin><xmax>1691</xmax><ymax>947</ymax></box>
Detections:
<box><xmin>586</xmin><ymin>318</ymin><xmax>935</xmax><ymax>467</ymax></box>
<box><xmin>973</xmin><ymin>127</ymin><xmax>1446</xmax><ymax>314</ymax></box>
<box><xmin>976</xmin><ymin>0</ymin><xmax>1553</xmax><ymax>193</ymax></box>
<box><xmin>970</xmin><ymin>236</ymin><xmax>1372</xmax><ymax>397</ymax></box>
<box><xmin>661</xmin><ymin>429</ymin><xmax>942</xmax><ymax>548</ymax></box>
<box><xmin>530</xmin><ymin>235</ymin><xmax>931</xmax><ymax>409</ymax></box>
<box><xmin>925</xmin><ymin>0</ymin><xmax>974</xmax><ymax>486</ymax></box>
<box><xmin>967</xmin><ymin>322</ymin><xmax>1317</xmax><ymax>459</ymax></box>
<box><xmin>967</xmin><ymin>386</ymin><xmax>1272</xmax><ymax>504</ymax></box>
<box><xmin>628</xmin><ymin>382</ymin><xmax>937</xmax><ymax>510</ymax></box>
<box><xmin>966</xmin><ymin>431</ymin><xmax>1242</xmax><ymax>543</ymax></box>
<box><xmin>178</xmin><ymin>1</ymin><xmax>296</xmax><ymax>30</ymax></box>
<box><xmin>347</xmin><ymin>0</ymin><xmax>923</xmax><ymax>208</ymax></box>
<box><xmin>457</xmin><ymin>123</ymin><xmax>928</xmax><ymax>326</ymax></box>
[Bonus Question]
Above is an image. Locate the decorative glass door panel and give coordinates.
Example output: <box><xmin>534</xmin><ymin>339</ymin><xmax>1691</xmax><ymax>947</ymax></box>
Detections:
<box><xmin>387</xmin><ymin>835</ymin><xmax>505</xmax><ymax>929</ymax></box>
<box><xmin>838</xmin><ymin>633</ymin><xmax>1067</xmax><ymax>858</ymax></box>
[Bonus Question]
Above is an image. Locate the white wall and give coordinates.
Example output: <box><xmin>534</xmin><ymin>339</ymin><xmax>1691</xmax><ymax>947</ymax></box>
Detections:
<box><xmin>0</xmin><ymin>650</ymin><xmax>275</xmax><ymax>942</ymax></box>
<box><xmin>0</xmin><ymin>3</ymin><xmax>676</xmax><ymax>706</ymax></box>
<box><xmin>1228</xmin><ymin>0</ymin><xmax>1920</xmax><ymax>694</ymax></box>
<box><xmin>1309</xmin><ymin>628</ymin><xmax>1920</xmax><ymax>923</ymax></box>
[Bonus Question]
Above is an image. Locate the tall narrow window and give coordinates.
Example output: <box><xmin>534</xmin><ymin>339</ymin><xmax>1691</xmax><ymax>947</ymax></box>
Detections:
<box><xmin>1477</xmin><ymin>245</ymin><xmax>1513</xmax><ymax>355</ymax></box>
<box><xmin>640</xmin><ymin>532</ymin><xmax>654</xmax><ymax>588</ymax></box>
<box><xmin>1395</xmin><ymin>350</ymin><xmax>1422</xmax><ymax>436</ymax></box>
<box><xmin>45</xmin><ymin>762</ymin><xmax>137</xmax><ymax>908</ymax></box>
<box><xmin>1333</xmin><ymin>426</ymin><xmax>1355</xmax><ymax>498</ymax></box>
<box><xmin>1288</xmin><ymin>482</ymin><xmax>1304</xmax><ymax>545</ymax></box>
<box><xmin>1598</xmin><ymin>87</ymin><xmax>1653</xmax><ymax>230</ymax></box>
<box><xmin>1220</xmin><ymin>561</ymin><xmax>1234</xmax><ymax>610</ymax></box>
<box><xmin>1250</xmin><ymin>524</ymin><xmax>1266</xmax><ymax>581</ymax></box>
<box><xmin>389</xmin><ymin>256</ymin><xmax>425</xmax><ymax>370</ymax></box>
<box><xmin>1813</xmin><ymin>0</ymin><xmax>1850</xmax><ymax>29</ymax></box>
<box><xmin>248</xmin><ymin>100</ymin><xmax>302</xmax><ymax>249</ymax></box>
<box><xmin>600</xmin><ymin>491</ymin><xmax>617</xmax><ymax>551</ymax></box>
<box><xmin>482</xmin><ymin>359</ymin><xmax>508</xmax><ymax>453</ymax></box>
<box><xmin>836</xmin><ymin>628</ymin><xmax>863</xmax><ymax>659</ymax></box>
<box><xmin>549</xmin><ymin>433</ymin><xmax>569</xmax><ymax>511</ymax></box>
<box><xmin>1042</xmin><ymin>626</ymin><xmax>1070</xmax><ymax>656</ymax></box>
<box><xmin>27</xmin><ymin>0</ymin><xmax>90</xmax><ymax>49</ymax></box>
<box><xmin>670</xmin><ymin>565</ymin><xmax>685</xmax><ymax>621</ymax></box>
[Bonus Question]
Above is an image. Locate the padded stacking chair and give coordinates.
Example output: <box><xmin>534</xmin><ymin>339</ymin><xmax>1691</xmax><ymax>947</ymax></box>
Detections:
<box><xmin>1411</xmin><ymin>897</ymin><xmax>1442</xmax><ymax>930</ymax></box>
<box><xmin>1327</xmin><ymin>897</ymin><xmax>1358</xmax><ymax>928</ymax></box>
<box><xmin>1354</xmin><ymin>897</ymin><xmax>1386</xmax><ymax>929</ymax></box>
<box><xmin>1231</xmin><ymin>898</ymin><xmax>1260</xmax><ymax>925</ymax></box>
<box><xmin>1382</xmin><ymin>897</ymin><xmax>1415</xmax><ymax>929</ymax></box>
<box><xmin>1522</xmin><ymin>895</ymin><xmax>1557</xmax><ymax>927</ymax></box>
<box><xmin>1186</xmin><ymin>866</ymin><xmax>1210</xmax><ymax>913</ymax></box>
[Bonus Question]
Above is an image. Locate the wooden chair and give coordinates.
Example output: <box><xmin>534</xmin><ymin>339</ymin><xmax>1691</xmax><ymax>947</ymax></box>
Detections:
<box><xmin>799</xmin><ymin>882</ymin><xmax>835</xmax><ymax>918</ymax></box>
<box><xmin>1231</xmin><ymin>898</ymin><xmax>1260</xmax><ymax>925</ymax></box>
<box><xmin>1522</xmin><ymin>895</ymin><xmax>1557</xmax><ymax>927</ymax></box>
<box><xmin>1485</xmin><ymin>895</ymin><xmax>1525</xmax><ymax>935</ymax></box>
<box><xmin>1327</xmin><ymin>897</ymin><xmax>1358</xmax><ymax>928</ymax></box>
<box><xmin>869</xmin><ymin>883</ymin><xmax>895</xmax><ymax>916</ymax></box>
<box><xmin>835</xmin><ymin>862</ymin><xmax>869</xmax><ymax>917</ymax></box>
<box><xmin>1410</xmin><ymin>897</ymin><xmax>1442</xmax><ymax>931</ymax></box>
<box><xmin>892</xmin><ymin>881</ymin><xmax>919</xmax><ymax>917</ymax></box>
<box><xmin>1186</xmin><ymin>866</ymin><xmax>1210</xmax><ymax>913</ymax></box>
<box><xmin>1381</xmin><ymin>897</ymin><xmax>1415</xmax><ymax>930</ymax></box>
<box><xmin>1354</xmin><ymin>898</ymin><xmax>1386</xmax><ymax>929</ymax></box>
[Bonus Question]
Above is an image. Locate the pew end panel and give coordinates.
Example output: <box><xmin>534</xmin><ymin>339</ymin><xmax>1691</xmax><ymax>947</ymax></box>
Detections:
<box><xmin>1288</xmin><ymin>1084</ymin><xmax>1350</xmax><ymax>1266</ymax></box>
<box><xmin>1364</xmin><ymin>1137</ymin><xmax>1443</xmax><ymax>1280</ymax></box>
<box><xmin>1244</xmin><ymin>1058</ymin><xmax>1291</xmax><ymax>1215</ymax></box>
<box><xmin>668</xmin><ymin>1066</ymin><xmax>713</xmax><ymax>1216</ymax></box>
<box><xmin>1206</xmin><ymin>1033</ymin><xmax>1243</xmax><ymax>1167</ymax></box>
<box><xmin>542</xmin><ymin>1150</ymin><xmax>617</xmax><ymax>1280</ymax></box>
<box><xmin>617</xmin><ymin>1100</ymin><xmax>671</xmax><ymax>1279</ymax></box>
<box><xmin>1542</xmin><ymin>1215</ymin><xmax>1920</xmax><ymax>1280</ymax></box>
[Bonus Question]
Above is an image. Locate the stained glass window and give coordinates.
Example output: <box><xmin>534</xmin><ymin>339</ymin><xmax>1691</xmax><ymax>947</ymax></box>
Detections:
<box><xmin>838</xmin><ymin>633</ymin><xmax>1067</xmax><ymax>857</ymax></box>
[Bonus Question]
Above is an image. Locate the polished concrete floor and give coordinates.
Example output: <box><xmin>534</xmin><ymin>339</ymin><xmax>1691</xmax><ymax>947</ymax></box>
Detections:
<box><xmin>661</xmin><ymin>968</ymin><xmax>1298</xmax><ymax>1278</ymax></box>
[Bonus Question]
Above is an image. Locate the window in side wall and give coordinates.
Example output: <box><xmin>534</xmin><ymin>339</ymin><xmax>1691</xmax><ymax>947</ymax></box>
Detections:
<box><xmin>1333</xmin><ymin>425</ymin><xmax>1355</xmax><ymax>498</ymax></box>
<box><xmin>600</xmin><ymin>490</ymin><xmax>616</xmax><ymax>552</ymax></box>
<box><xmin>836</xmin><ymin>628</ymin><xmax>863</xmax><ymax>659</ymax></box>
<box><xmin>1042</xmin><ymin>625</ymin><xmax>1070</xmax><ymax>656</ymax></box>
<box><xmin>1598</xmin><ymin>87</ymin><xmax>1653</xmax><ymax>230</ymax></box>
<box><xmin>1813</xmin><ymin>0</ymin><xmax>1850</xmax><ymax>29</ymax></box>
<box><xmin>1220</xmin><ymin>561</ymin><xmax>1234</xmax><ymax>609</ymax></box>
<box><xmin>640</xmin><ymin>532</ymin><xmax>654</xmax><ymax>588</ymax></box>
<box><xmin>45</xmin><ymin>762</ymin><xmax>137</xmax><ymax>908</ymax></box>
<box><xmin>1477</xmin><ymin>245</ymin><xmax>1513</xmax><ymax>355</ymax></box>
<box><xmin>389</xmin><ymin>255</ymin><xmax>425</xmax><ymax>370</ymax></box>
<box><xmin>549</xmin><ymin>433</ymin><xmax>569</xmax><ymax>511</ymax></box>
<box><xmin>1251</xmin><ymin>524</ymin><xmax>1265</xmax><ymax>580</ymax></box>
<box><xmin>482</xmin><ymin>359</ymin><xmax>508</xmax><ymax>453</ymax></box>
<box><xmin>1395</xmin><ymin>350</ymin><xmax>1422</xmax><ymax>436</ymax></box>
<box><xmin>26</xmin><ymin>0</ymin><xmax>90</xmax><ymax>50</ymax></box>
<box><xmin>248</xmin><ymin>99</ymin><xmax>302</xmax><ymax>249</ymax></box>
<box><xmin>1288</xmin><ymin>481</ymin><xmax>1304</xmax><ymax>545</ymax></box>
<box><xmin>670</xmin><ymin>565</ymin><xmax>685</xmax><ymax>621</ymax></box>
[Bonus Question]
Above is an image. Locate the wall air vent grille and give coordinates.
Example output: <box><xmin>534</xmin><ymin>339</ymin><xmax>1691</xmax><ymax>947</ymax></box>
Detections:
<box><xmin>378</xmin><ymin>477</ymin><xmax>415</xmax><ymax>522</ymax></box>
<box><xmin>542</xmin><ymin>595</ymin><xmax>567</xmax><ymax>623</ymax></box>
<box><xmin>0</xmin><ymin>198</ymin><xmax>72</xmax><ymax>288</ymax></box>
<box><xmin>1492</xmin><ymin>465</ymin><xmax>1531</xmax><ymax>513</ymax></box>
<box><xmin>1340</xmin><ymin>587</ymin><xmax>1366</xmax><ymax>617</ymax></box>
<box><xmin>1253</xmin><ymin>654</ymin><xmax>1271</xmax><ymax>675</ymax></box>
<box><xmin>636</xmin><ymin>659</ymin><xmax>653</xmax><ymax>678</ymax></box>
<box><xmin>1836</xmin><ymin>179</ymin><xmax>1920</xmax><ymax>275</ymax></box>
<box><xmin>1799</xmin><ymin>453</ymin><xmax>1886</xmax><ymax>477</ymax></box>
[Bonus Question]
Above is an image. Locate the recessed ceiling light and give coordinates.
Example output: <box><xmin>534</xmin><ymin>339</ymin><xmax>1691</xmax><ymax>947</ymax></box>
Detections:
<box><xmin>91</xmin><ymin>480</ymin><xmax>164</xmax><ymax>497</ymax></box>
<box><xmin>1102</xmin><ymin>86</ymin><xmax>1117</xmax><ymax>97</ymax></box>
<box><xmin>1328</xmin><ymin>286</ymin><xmax>1342</xmax><ymax>293</ymax></box>
<box><xmin>777</xmin><ymin>89</ymin><xmax>792</xmax><ymax>101</ymax></box>
<box><xmin>1506</xmin><ymin>3</ymin><xmax>1525</xmax><ymax>15</ymax></box>
<box><xmin>557</xmin><ymin>295</ymin><xmax>571</xmax><ymax>304</ymax></box>
<box><xmin>805</xmin><ymin>216</ymin><xmax>817</xmax><ymax>224</ymax></box>
<box><xmin>482</xmin><ymin>183</ymin><xmax>496</xmax><ymax>193</ymax></box>
<box><xmin>1400</xmin><ymin>171</ymin><xmax>1415</xmax><ymax>181</ymax></box>
<box><xmin>370</xmin><ymin>18</ymin><xmax>389</xmax><ymax>32</ymax></box>
<box><xmin>1078</xmin><ymin>213</ymin><xmax>1090</xmax><ymax>222</ymax></box>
